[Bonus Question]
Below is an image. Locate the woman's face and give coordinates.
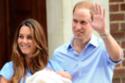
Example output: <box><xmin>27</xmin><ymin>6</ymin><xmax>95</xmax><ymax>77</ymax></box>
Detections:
<box><xmin>17</xmin><ymin>25</ymin><xmax>36</xmax><ymax>58</ymax></box>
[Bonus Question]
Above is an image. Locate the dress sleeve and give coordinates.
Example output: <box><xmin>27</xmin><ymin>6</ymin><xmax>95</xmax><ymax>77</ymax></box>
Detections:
<box><xmin>0</xmin><ymin>61</ymin><xmax>14</xmax><ymax>80</ymax></box>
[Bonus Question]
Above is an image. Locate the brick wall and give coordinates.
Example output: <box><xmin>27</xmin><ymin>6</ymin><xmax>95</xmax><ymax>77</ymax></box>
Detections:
<box><xmin>109</xmin><ymin>0</ymin><xmax>125</xmax><ymax>83</ymax></box>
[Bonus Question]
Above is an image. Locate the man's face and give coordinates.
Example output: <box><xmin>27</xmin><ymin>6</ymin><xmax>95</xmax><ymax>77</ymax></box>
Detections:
<box><xmin>72</xmin><ymin>8</ymin><xmax>93</xmax><ymax>40</ymax></box>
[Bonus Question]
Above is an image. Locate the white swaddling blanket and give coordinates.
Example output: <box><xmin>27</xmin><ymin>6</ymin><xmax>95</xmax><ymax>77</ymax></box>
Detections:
<box><xmin>26</xmin><ymin>68</ymin><xmax>72</xmax><ymax>83</ymax></box>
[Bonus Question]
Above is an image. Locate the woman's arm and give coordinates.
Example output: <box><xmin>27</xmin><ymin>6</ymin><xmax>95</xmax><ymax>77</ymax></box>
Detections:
<box><xmin>0</xmin><ymin>76</ymin><xmax>10</xmax><ymax>83</ymax></box>
<box><xmin>0</xmin><ymin>62</ymin><xmax>14</xmax><ymax>83</ymax></box>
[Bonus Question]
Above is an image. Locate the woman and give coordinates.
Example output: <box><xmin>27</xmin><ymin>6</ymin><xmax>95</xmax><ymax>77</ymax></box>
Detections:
<box><xmin>0</xmin><ymin>18</ymin><xmax>48</xmax><ymax>83</ymax></box>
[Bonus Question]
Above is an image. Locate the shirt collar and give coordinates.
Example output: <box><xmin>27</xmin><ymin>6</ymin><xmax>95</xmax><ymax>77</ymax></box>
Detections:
<box><xmin>66</xmin><ymin>34</ymin><xmax>99</xmax><ymax>50</ymax></box>
<box><xmin>88</xmin><ymin>34</ymin><xmax>99</xmax><ymax>47</ymax></box>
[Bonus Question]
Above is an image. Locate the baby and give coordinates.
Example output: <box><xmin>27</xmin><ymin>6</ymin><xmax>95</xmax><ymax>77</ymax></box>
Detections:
<box><xmin>26</xmin><ymin>68</ymin><xmax>72</xmax><ymax>83</ymax></box>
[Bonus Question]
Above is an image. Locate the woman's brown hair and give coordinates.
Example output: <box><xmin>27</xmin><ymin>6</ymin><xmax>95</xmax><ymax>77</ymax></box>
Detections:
<box><xmin>10</xmin><ymin>18</ymin><xmax>48</xmax><ymax>83</ymax></box>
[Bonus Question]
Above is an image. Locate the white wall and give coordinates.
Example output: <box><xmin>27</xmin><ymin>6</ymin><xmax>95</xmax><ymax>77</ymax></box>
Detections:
<box><xmin>46</xmin><ymin>0</ymin><xmax>110</xmax><ymax>57</ymax></box>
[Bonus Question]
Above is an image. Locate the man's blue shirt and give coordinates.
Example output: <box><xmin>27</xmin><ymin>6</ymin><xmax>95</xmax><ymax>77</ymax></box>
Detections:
<box><xmin>48</xmin><ymin>35</ymin><xmax>117</xmax><ymax>83</ymax></box>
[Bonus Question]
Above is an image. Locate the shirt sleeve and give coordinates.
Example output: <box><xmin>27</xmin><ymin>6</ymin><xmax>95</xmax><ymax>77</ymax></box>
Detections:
<box><xmin>0</xmin><ymin>61</ymin><xmax>14</xmax><ymax>80</ymax></box>
<box><xmin>101</xmin><ymin>40</ymin><xmax>121</xmax><ymax>65</ymax></box>
<box><xmin>47</xmin><ymin>59</ymin><xmax>63</xmax><ymax>72</ymax></box>
<box><xmin>47</xmin><ymin>51</ymin><xmax>64</xmax><ymax>72</ymax></box>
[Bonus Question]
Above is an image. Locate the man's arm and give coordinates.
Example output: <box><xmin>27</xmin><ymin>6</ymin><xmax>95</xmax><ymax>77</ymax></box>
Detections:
<box><xmin>91</xmin><ymin>4</ymin><xmax>124</xmax><ymax>61</ymax></box>
<box><xmin>100</xmin><ymin>32</ymin><xmax>123</xmax><ymax>61</ymax></box>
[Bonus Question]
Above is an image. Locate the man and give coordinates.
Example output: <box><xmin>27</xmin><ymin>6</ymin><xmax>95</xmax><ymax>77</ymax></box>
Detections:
<box><xmin>48</xmin><ymin>1</ymin><xmax>123</xmax><ymax>83</ymax></box>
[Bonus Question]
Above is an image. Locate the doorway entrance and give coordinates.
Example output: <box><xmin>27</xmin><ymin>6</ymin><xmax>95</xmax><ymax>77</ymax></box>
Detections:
<box><xmin>0</xmin><ymin>0</ymin><xmax>47</xmax><ymax>68</ymax></box>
